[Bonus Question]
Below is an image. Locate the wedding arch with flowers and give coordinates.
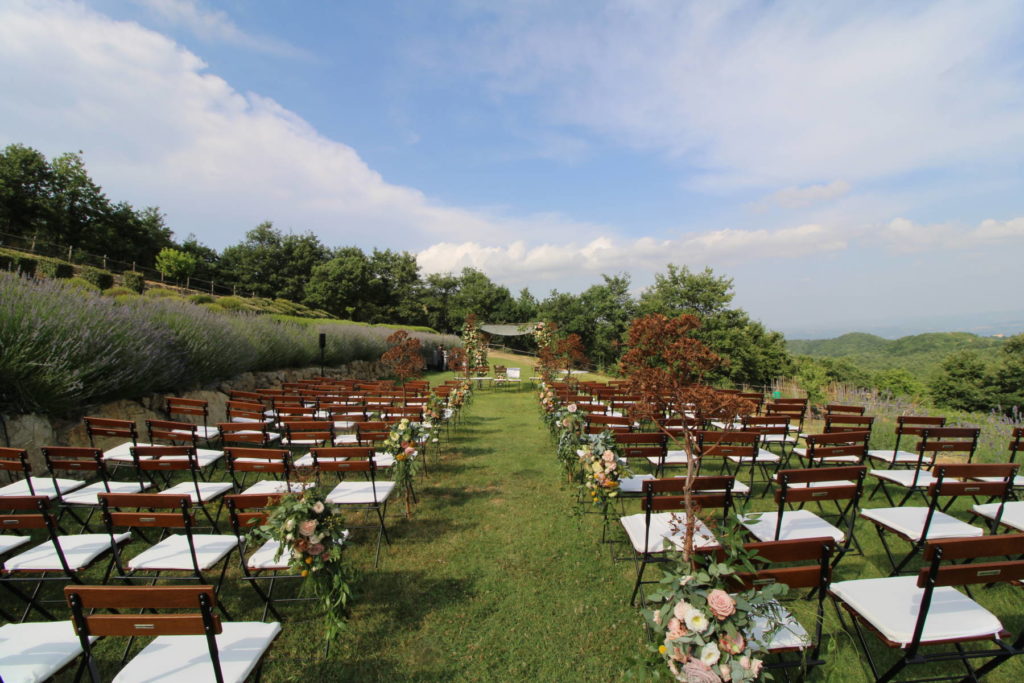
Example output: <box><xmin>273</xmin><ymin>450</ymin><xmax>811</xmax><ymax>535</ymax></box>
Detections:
<box><xmin>461</xmin><ymin>313</ymin><xmax>489</xmax><ymax>376</ymax></box>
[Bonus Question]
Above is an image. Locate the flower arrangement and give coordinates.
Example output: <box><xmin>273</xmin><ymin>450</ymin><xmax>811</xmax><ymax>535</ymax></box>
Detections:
<box><xmin>446</xmin><ymin>381</ymin><xmax>471</xmax><ymax>419</ymax></box>
<box><xmin>383</xmin><ymin>417</ymin><xmax>423</xmax><ymax>518</ymax></box>
<box><xmin>643</xmin><ymin>519</ymin><xmax>791</xmax><ymax>682</ymax></box>
<box><xmin>544</xmin><ymin>400</ymin><xmax>586</xmax><ymax>480</ymax></box>
<box><xmin>250</xmin><ymin>489</ymin><xmax>355</xmax><ymax>641</ymax></box>
<box><xmin>578</xmin><ymin>430</ymin><xmax>632</xmax><ymax>505</ymax></box>
<box><xmin>461</xmin><ymin>314</ymin><xmax>489</xmax><ymax>376</ymax></box>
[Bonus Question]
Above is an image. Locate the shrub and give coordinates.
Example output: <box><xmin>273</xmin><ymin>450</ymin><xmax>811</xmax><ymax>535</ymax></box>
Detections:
<box><xmin>188</xmin><ymin>294</ymin><xmax>215</xmax><ymax>305</ymax></box>
<box><xmin>103</xmin><ymin>286</ymin><xmax>137</xmax><ymax>298</ymax></box>
<box><xmin>66</xmin><ymin>277</ymin><xmax>100</xmax><ymax>292</ymax></box>
<box><xmin>215</xmin><ymin>296</ymin><xmax>248</xmax><ymax>311</ymax></box>
<box><xmin>114</xmin><ymin>293</ymin><xmax>141</xmax><ymax>305</ymax></box>
<box><xmin>121</xmin><ymin>271</ymin><xmax>145</xmax><ymax>293</ymax></box>
<box><xmin>79</xmin><ymin>267</ymin><xmax>114</xmax><ymax>290</ymax></box>
<box><xmin>37</xmin><ymin>260</ymin><xmax>74</xmax><ymax>279</ymax></box>
<box><xmin>144</xmin><ymin>287</ymin><xmax>180</xmax><ymax>299</ymax></box>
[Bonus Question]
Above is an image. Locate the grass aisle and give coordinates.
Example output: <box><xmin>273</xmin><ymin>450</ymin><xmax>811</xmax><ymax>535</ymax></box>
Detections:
<box><xmin>267</xmin><ymin>379</ymin><xmax>642</xmax><ymax>681</ymax></box>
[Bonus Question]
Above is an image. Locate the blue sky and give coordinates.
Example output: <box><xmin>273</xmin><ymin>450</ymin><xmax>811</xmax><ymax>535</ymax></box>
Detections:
<box><xmin>1</xmin><ymin>0</ymin><xmax>1023</xmax><ymax>338</ymax></box>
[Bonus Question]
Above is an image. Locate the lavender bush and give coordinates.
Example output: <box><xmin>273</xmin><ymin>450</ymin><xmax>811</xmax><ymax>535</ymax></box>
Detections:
<box><xmin>0</xmin><ymin>274</ymin><xmax>458</xmax><ymax>415</ymax></box>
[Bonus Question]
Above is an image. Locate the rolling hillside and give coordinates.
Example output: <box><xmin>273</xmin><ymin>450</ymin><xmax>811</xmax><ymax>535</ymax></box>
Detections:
<box><xmin>787</xmin><ymin>331</ymin><xmax>1007</xmax><ymax>377</ymax></box>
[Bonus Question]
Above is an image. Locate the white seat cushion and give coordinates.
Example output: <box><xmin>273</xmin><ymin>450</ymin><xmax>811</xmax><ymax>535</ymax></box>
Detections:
<box><xmin>794</xmin><ymin>448</ymin><xmax>860</xmax><ymax>464</ymax></box>
<box><xmin>240</xmin><ymin>480</ymin><xmax>314</xmax><ymax>496</ymax></box>
<box><xmin>326</xmin><ymin>480</ymin><xmax>395</xmax><ymax>505</ymax></box>
<box><xmin>0</xmin><ymin>621</ymin><xmax>95</xmax><ymax>683</ymax></box>
<box><xmin>972</xmin><ymin>501</ymin><xmax>1024</xmax><ymax>532</ymax></box>
<box><xmin>5</xmin><ymin>533</ymin><xmax>130</xmax><ymax>572</ymax></box>
<box><xmin>648</xmin><ymin>450</ymin><xmax>688</xmax><ymax>467</ymax></box>
<box><xmin>61</xmin><ymin>480</ymin><xmax>148</xmax><ymax>505</ymax></box>
<box><xmin>0</xmin><ymin>477</ymin><xmax>85</xmax><ymax>500</ymax></box>
<box><xmin>748</xmin><ymin>600</ymin><xmax>811</xmax><ymax>651</ymax></box>
<box><xmin>762</xmin><ymin>434</ymin><xmax>797</xmax><ymax>444</ymax></box>
<box><xmin>157</xmin><ymin>449</ymin><xmax>224</xmax><ymax>469</ymax></box>
<box><xmin>159</xmin><ymin>481</ymin><xmax>233</xmax><ymax>502</ymax></box>
<box><xmin>830</xmin><ymin>576</ymin><xmax>1003</xmax><ymax>646</ymax></box>
<box><xmin>0</xmin><ymin>535</ymin><xmax>32</xmax><ymax>556</ymax></box>
<box><xmin>619</xmin><ymin>512</ymin><xmax>718</xmax><ymax>553</ymax></box>
<box><xmin>113</xmin><ymin>621</ymin><xmax>281</xmax><ymax>683</ymax></box>
<box><xmin>869</xmin><ymin>469</ymin><xmax>936</xmax><ymax>489</ymax></box>
<box><xmin>860</xmin><ymin>507</ymin><xmax>982</xmax><ymax>541</ymax></box>
<box><xmin>333</xmin><ymin>434</ymin><xmax>358</xmax><ymax>445</ymax></box>
<box><xmin>867</xmin><ymin>449</ymin><xmax>931</xmax><ymax>466</ymax></box>
<box><xmin>103</xmin><ymin>442</ymin><xmax>156</xmax><ymax>462</ymax></box>
<box><xmin>618</xmin><ymin>474</ymin><xmax>655</xmax><ymax>494</ymax></box>
<box><xmin>246</xmin><ymin>538</ymin><xmax>290</xmax><ymax>571</ymax></box>
<box><xmin>128</xmin><ymin>534</ymin><xmax>239</xmax><ymax>571</ymax></box>
<box><xmin>172</xmin><ymin>426</ymin><xmax>220</xmax><ymax>440</ymax></box>
<box><xmin>727</xmin><ymin>449</ymin><xmax>781</xmax><ymax>464</ymax></box>
<box><xmin>740</xmin><ymin>509</ymin><xmax>845</xmax><ymax>543</ymax></box>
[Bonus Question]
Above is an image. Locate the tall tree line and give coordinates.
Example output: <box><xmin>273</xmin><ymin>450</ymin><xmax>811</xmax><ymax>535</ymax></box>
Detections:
<box><xmin>0</xmin><ymin>143</ymin><xmax>791</xmax><ymax>385</ymax></box>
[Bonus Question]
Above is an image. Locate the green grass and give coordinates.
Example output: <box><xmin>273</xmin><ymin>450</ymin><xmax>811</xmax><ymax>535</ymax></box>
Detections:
<box><xmin>7</xmin><ymin>352</ymin><xmax>1024</xmax><ymax>681</ymax></box>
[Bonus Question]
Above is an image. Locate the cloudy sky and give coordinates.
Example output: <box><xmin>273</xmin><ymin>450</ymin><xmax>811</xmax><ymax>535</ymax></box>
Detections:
<box><xmin>2</xmin><ymin>0</ymin><xmax>1022</xmax><ymax>338</ymax></box>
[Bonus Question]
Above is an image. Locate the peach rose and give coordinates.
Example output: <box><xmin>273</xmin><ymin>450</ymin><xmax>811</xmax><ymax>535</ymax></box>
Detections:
<box><xmin>666</xmin><ymin>617</ymin><xmax>687</xmax><ymax>640</ymax></box>
<box><xmin>719</xmin><ymin>633</ymin><xmax>745</xmax><ymax>655</ymax></box>
<box><xmin>683</xmin><ymin>660</ymin><xmax>721</xmax><ymax>683</ymax></box>
<box><xmin>673</xmin><ymin>599</ymin><xmax>694</xmax><ymax>621</ymax></box>
<box><xmin>706</xmin><ymin>589</ymin><xmax>736</xmax><ymax>620</ymax></box>
<box><xmin>298</xmin><ymin>519</ymin><xmax>318</xmax><ymax>537</ymax></box>
<box><xmin>307</xmin><ymin>543</ymin><xmax>325</xmax><ymax>556</ymax></box>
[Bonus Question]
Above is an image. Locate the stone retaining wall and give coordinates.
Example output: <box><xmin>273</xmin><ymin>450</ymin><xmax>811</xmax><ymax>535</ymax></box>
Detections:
<box><xmin>1</xmin><ymin>360</ymin><xmax>389</xmax><ymax>470</ymax></box>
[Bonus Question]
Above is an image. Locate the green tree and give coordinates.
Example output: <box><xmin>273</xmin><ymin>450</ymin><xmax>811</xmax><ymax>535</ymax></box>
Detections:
<box><xmin>304</xmin><ymin>247</ymin><xmax>372</xmax><ymax>320</ymax></box>
<box><xmin>155</xmin><ymin>247</ymin><xmax>198</xmax><ymax>283</ymax></box>
<box><xmin>47</xmin><ymin>151</ymin><xmax>112</xmax><ymax>251</ymax></box>
<box><xmin>992</xmin><ymin>334</ymin><xmax>1024</xmax><ymax>410</ymax></box>
<box><xmin>873</xmin><ymin>368</ymin><xmax>926</xmax><ymax>398</ymax></box>
<box><xmin>578</xmin><ymin>274</ymin><xmax>636</xmax><ymax>369</ymax></box>
<box><xmin>220</xmin><ymin>222</ymin><xmax>330</xmax><ymax>300</ymax></box>
<box><xmin>421</xmin><ymin>272</ymin><xmax>461</xmax><ymax>332</ymax></box>
<box><xmin>450</xmin><ymin>267</ymin><xmax>514</xmax><ymax>325</ymax></box>
<box><xmin>930</xmin><ymin>350</ymin><xmax>994</xmax><ymax>411</ymax></box>
<box><xmin>178</xmin><ymin>233</ymin><xmax>221</xmax><ymax>284</ymax></box>
<box><xmin>639</xmin><ymin>264</ymin><xmax>790</xmax><ymax>386</ymax></box>
<box><xmin>0</xmin><ymin>143</ymin><xmax>53</xmax><ymax>239</ymax></box>
<box><xmin>364</xmin><ymin>249</ymin><xmax>423</xmax><ymax>324</ymax></box>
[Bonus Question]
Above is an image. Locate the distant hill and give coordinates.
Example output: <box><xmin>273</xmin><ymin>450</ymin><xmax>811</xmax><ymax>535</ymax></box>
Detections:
<box><xmin>787</xmin><ymin>331</ymin><xmax>1007</xmax><ymax>377</ymax></box>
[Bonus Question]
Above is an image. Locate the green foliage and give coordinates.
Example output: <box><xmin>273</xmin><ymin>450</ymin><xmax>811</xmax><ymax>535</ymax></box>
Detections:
<box><xmin>36</xmin><ymin>259</ymin><xmax>73</xmax><ymax>279</ymax></box>
<box><xmin>102</xmin><ymin>286</ymin><xmax>137</xmax><ymax>298</ymax></box>
<box><xmin>214</xmin><ymin>295</ymin><xmax>248</xmax><ymax>310</ymax></box>
<box><xmin>220</xmin><ymin>222</ymin><xmax>329</xmax><ymax>301</ymax></box>
<box><xmin>0</xmin><ymin>250</ymin><xmax>37</xmax><ymax>276</ymax></box>
<box><xmin>794</xmin><ymin>357</ymin><xmax>829</xmax><ymax>408</ymax></box>
<box><xmin>929</xmin><ymin>350</ymin><xmax>994</xmax><ymax>411</ymax></box>
<box><xmin>143</xmin><ymin>286</ymin><xmax>181</xmax><ymax>299</ymax></box>
<box><xmin>154</xmin><ymin>247</ymin><xmax>197</xmax><ymax>282</ymax></box>
<box><xmin>187</xmin><ymin>293</ymin><xmax>215</xmax><ymax>304</ymax></box>
<box><xmin>79</xmin><ymin>266</ymin><xmax>114</xmax><ymax>290</ymax></box>
<box><xmin>121</xmin><ymin>270</ymin><xmax>145</xmax><ymax>293</ymax></box>
<box><xmin>638</xmin><ymin>265</ymin><xmax>791</xmax><ymax>386</ymax></box>
<box><xmin>65</xmin><ymin>276</ymin><xmax>100</xmax><ymax>292</ymax></box>
<box><xmin>873</xmin><ymin>367</ymin><xmax>926</xmax><ymax>398</ymax></box>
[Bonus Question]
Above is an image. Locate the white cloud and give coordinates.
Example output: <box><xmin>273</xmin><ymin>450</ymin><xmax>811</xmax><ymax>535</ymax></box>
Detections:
<box><xmin>417</xmin><ymin>223</ymin><xmax>846</xmax><ymax>282</ymax></box>
<box><xmin>0</xmin><ymin>0</ymin><xmax>582</xmax><ymax>249</ymax></box>
<box><xmin>758</xmin><ymin>180</ymin><xmax>851</xmax><ymax>210</ymax></box>
<box><xmin>134</xmin><ymin>0</ymin><xmax>309</xmax><ymax>58</ymax></box>
<box><xmin>458</xmin><ymin>1</ymin><xmax>1024</xmax><ymax>190</ymax></box>
<box><xmin>877</xmin><ymin>216</ymin><xmax>1024</xmax><ymax>252</ymax></box>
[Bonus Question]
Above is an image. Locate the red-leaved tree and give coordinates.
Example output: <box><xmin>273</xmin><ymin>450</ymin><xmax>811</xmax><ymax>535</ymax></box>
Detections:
<box><xmin>381</xmin><ymin>330</ymin><xmax>423</xmax><ymax>385</ymax></box>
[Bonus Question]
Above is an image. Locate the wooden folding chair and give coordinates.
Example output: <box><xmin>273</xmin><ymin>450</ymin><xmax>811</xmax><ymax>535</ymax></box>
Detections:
<box><xmin>831</xmin><ymin>534</ymin><xmax>1024</xmax><ymax>682</ymax></box>
<box><xmin>318</xmin><ymin>454</ymin><xmax>394</xmax><ymax>567</ymax></box>
<box><xmin>866</xmin><ymin>415</ymin><xmax>947</xmax><ymax>469</ymax></box>
<box><xmin>41</xmin><ymin>446</ymin><xmax>147</xmax><ymax>531</ymax></box>
<box><xmin>619</xmin><ymin>475</ymin><xmax>733</xmax><ymax>605</ymax></box>
<box><xmin>869</xmin><ymin>427</ymin><xmax>981</xmax><ymax>506</ymax></box>
<box><xmin>826</xmin><ymin>403</ymin><xmax>866</xmax><ymax>416</ymax></box>
<box><xmin>792</xmin><ymin>430</ymin><xmax>870</xmax><ymax>468</ymax></box>
<box><xmin>84</xmin><ymin>416</ymin><xmax>145</xmax><ymax>466</ymax></box>
<box><xmin>861</xmin><ymin>462</ymin><xmax>1016</xmax><ymax>575</ymax></box>
<box><xmin>126</xmin><ymin>446</ymin><xmax>232</xmax><ymax>530</ymax></box>
<box><xmin>0</xmin><ymin>447</ymin><xmax>86</xmax><ymax>501</ymax></box>
<box><xmin>741</xmin><ymin>466</ymin><xmax>866</xmax><ymax>566</ymax></box>
<box><xmin>1</xmin><ymin>495</ymin><xmax>129</xmax><ymax>622</ymax></box>
<box><xmin>99</xmin><ymin>493</ymin><xmax>240</xmax><ymax>604</ymax></box>
<box><xmin>824</xmin><ymin>414</ymin><xmax>875</xmax><ymax>436</ymax></box>
<box><xmin>0</xmin><ymin>619</ymin><xmax>92</xmax><ymax>682</ymax></box>
<box><xmin>165</xmin><ymin>397</ymin><xmax>219</xmax><ymax>443</ymax></box>
<box><xmin>225</xmin><ymin>447</ymin><xmax>310</xmax><ymax>496</ymax></box>
<box><xmin>65</xmin><ymin>584</ymin><xmax>280</xmax><ymax>683</ymax></box>
<box><xmin>701</xmin><ymin>429</ymin><xmax>779</xmax><ymax>495</ymax></box>
<box><xmin>225</xmin><ymin>493</ymin><xmax>324</xmax><ymax>622</ymax></box>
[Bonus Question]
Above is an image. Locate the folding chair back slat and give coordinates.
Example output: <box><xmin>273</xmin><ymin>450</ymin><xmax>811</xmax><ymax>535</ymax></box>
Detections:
<box><xmin>927</xmin><ymin>560</ymin><xmax>1024</xmax><ymax>588</ymax></box>
<box><xmin>65</xmin><ymin>583</ymin><xmax>218</xmax><ymax>610</ymax></box>
<box><xmin>922</xmin><ymin>532</ymin><xmax>1024</xmax><ymax>561</ymax></box>
<box><xmin>824</xmin><ymin>415</ymin><xmax>875</xmax><ymax>434</ymax></box>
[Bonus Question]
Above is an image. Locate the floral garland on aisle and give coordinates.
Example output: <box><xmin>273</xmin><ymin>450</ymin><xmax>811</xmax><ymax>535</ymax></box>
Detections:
<box><xmin>540</xmin><ymin>396</ymin><xmax>586</xmax><ymax>481</ymax></box>
<box><xmin>642</xmin><ymin>519</ymin><xmax>792</xmax><ymax>682</ymax></box>
<box><xmin>383</xmin><ymin>418</ymin><xmax>423</xmax><ymax>518</ymax></box>
<box><xmin>251</xmin><ymin>490</ymin><xmax>355</xmax><ymax>641</ymax></box>
<box><xmin>578</xmin><ymin>429</ymin><xmax>631</xmax><ymax>506</ymax></box>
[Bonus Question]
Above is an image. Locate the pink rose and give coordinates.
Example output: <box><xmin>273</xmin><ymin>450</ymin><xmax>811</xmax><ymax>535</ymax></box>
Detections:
<box><xmin>719</xmin><ymin>633</ymin><xmax>745</xmax><ymax>655</ymax></box>
<box><xmin>718</xmin><ymin>664</ymin><xmax>731</xmax><ymax>681</ymax></box>
<box><xmin>739</xmin><ymin>657</ymin><xmax>763</xmax><ymax>675</ymax></box>
<box><xmin>307</xmin><ymin>543</ymin><xmax>325</xmax><ymax>556</ymax></box>
<box><xmin>666</xmin><ymin>617</ymin><xmax>687</xmax><ymax>640</ymax></box>
<box><xmin>602</xmin><ymin>450</ymin><xmax>616</xmax><ymax>463</ymax></box>
<box><xmin>673</xmin><ymin>599</ymin><xmax>693</xmax><ymax>621</ymax></box>
<box><xmin>706</xmin><ymin>589</ymin><xmax>736</xmax><ymax>620</ymax></box>
<box><xmin>298</xmin><ymin>519</ymin><xmax>318</xmax><ymax>537</ymax></box>
<box><xmin>404</xmin><ymin>445</ymin><xmax>417</xmax><ymax>456</ymax></box>
<box><xmin>567</xmin><ymin>403</ymin><xmax>578</xmax><ymax>413</ymax></box>
<box><xmin>683</xmin><ymin>660</ymin><xmax>721</xmax><ymax>683</ymax></box>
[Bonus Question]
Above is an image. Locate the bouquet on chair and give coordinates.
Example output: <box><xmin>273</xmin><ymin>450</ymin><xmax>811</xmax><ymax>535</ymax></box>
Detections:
<box><xmin>253</xmin><ymin>489</ymin><xmax>355</xmax><ymax>641</ymax></box>
<box><xmin>578</xmin><ymin>430</ymin><xmax>631</xmax><ymax>505</ymax></box>
<box><xmin>384</xmin><ymin>418</ymin><xmax>423</xmax><ymax>518</ymax></box>
<box><xmin>642</xmin><ymin>518</ymin><xmax>791</xmax><ymax>682</ymax></box>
